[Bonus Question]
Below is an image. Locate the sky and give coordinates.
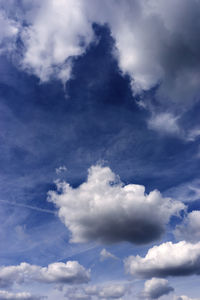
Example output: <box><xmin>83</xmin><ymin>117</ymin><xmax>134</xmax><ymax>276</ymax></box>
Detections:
<box><xmin>0</xmin><ymin>0</ymin><xmax>200</xmax><ymax>299</ymax></box>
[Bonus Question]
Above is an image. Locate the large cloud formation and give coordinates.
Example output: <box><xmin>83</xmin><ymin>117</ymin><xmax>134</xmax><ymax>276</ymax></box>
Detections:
<box><xmin>48</xmin><ymin>165</ymin><xmax>184</xmax><ymax>244</ymax></box>
<box><xmin>0</xmin><ymin>261</ymin><xmax>90</xmax><ymax>288</ymax></box>
<box><xmin>1</xmin><ymin>0</ymin><xmax>200</xmax><ymax>107</ymax></box>
<box><xmin>142</xmin><ymin>278</ymin><xmax>174</xmax><ymax>299</ymax></box>
<box><xmin>125</xmin><ymin>241</ymin><xmax>200</xmax><ymax>278</ymax></box>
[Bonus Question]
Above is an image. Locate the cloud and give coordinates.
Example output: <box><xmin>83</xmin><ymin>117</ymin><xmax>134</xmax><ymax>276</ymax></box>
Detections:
<box><xmin>97</xmin><ymin>0</ymin><xmax>200</xmax><ymax>106</ymax></box>
<box><xmin>142</xmin><ymin>278</ymin><xmax>174</xmax><ymax>299</ymax></box>
<box><xmin>20</xmin><ymin>0</ymin><xmax>95</xmax><ymax>83</ymax></box>
<box><xmin>0</xmin><ymin>290</ymin><xmax>44</xmax><ymax>300</ymax></box>
<box><xmin>48</xmin><ymin>165</ymin><xmax>185</xmax><ymax>244</ymax></box>
<box><xmin>147</xmin><ymin>113</ymin><xmax>181</xmax><ymax>135</ymax></box>
<box><xmin>125</xmin><ymin>241</ymin><xmax>200</xmax><ymax>278</ymax></box>
<box><xmin>1</xmin><ymin>0</ymin><xmax>200</xmax><ymax>108</ymax></box>
<box><xmin>0</xmin><ymin>261</ymin><xmax>90</xmax><ymax>288</ymax></box>
<box><xmin>174</xmin><ymin>211</ymin><xmax>200</xmax><ymax>243</ymax></box>
<box><xmin>165</xmin><ymin>179</ymin><xmax>200</xmax><ymax>203</ymax></box>
<box><xmin>100</xmin><ymin>249</ymin><xmax>118</xmax><ymax>261</ymax></box>
<box><xmin>175</xmin><ymin>297</ymin><xmax>200</xmax><ymax>300</ymax></box>
<box><xmin>56</xmin><ymin>166</ymin><xmax>67</xmax><ymax>175</ymax></box>
<box><xmin>0</xmin><ymin>10</ymin><xmax>19</xmax><ymax>53</ymax></box>
<box><xmin>65</xmin><ymin>283</ymin><xmax>128</xmax><ymax>300</ymax></box>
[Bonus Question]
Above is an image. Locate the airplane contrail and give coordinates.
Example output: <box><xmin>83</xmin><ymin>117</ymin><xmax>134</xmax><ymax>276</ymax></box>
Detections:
<box><xmin>0</xmin><ymin>199</ymin><xmax>56</xmax><ymax>214</ymax></box>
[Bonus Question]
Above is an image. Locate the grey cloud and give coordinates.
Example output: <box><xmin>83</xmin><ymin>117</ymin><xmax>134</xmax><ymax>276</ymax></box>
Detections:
<box><xmin>142</xmin><ymin>278</ymin><xmax>174</xmax><ymax>299</ymax></box>
<box><xmin>48</xmin><ymin>165</ymin><xmax>185</xmax><ymax>245</ymax></box>
<box><xmin>0</xmin><ymin>261</ymin><xmax>90</xmax><ymax>288</ymax></box>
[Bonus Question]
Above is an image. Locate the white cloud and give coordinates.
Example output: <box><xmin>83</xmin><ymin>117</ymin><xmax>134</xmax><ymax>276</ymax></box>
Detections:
<box><xmin>175</xmin><ymin>296</ymin><xmax>200</xmax><ymax>300</ymax></box>
<box><xmin>165</xmin><ymin>179</ymin><xmax>200</xmax><ymax>203</ymax></box>
<box><xmin>56</xmin><ymin>166</ymin><xmax>67</xmax><ymax>175</ymax></box>
<box><xmin>125</xmin><ymin>241</ymin><xmax>200</xmax><ymax>278</ymax></box>
<box><xmin>65</xmin><ymin>283</ymin><xmax>128</xmax><ymax>300</ymax></box>
<box><xmin>174</xmin><ymin>211</ymin><xmax>200</xmax><ymax>243</ymax></box>
<box><xmin>0</xmin><ymin>10</ymin><xmax>19</xmax><ymax>53</ymax></box>
<box><xmin>97</xmin><ymin>0</ymin><xmax>200</xmax><ymax>106</ymax></box>
<box><xmin>1</xmin><ymin>0</ymin><xmax>200</xmax><ymax>109</ymax></box>
<box><xmin>100</xmin><ymin>249</ymin><xmax>118</xmax><ymax>261</ymax></box>
<box><xmin>20</xmin><ymin>0</ymin><xmax>95</xmax><ymax>83</ymax></box>
<box><xmin>147</xmin><ymin>113</ymin><xmax>181</xmax><ymax>135</ymax></box>
<box><xmin>0</xmin><ymin>290</ymin><xmax>43</xmax><ymax>300</ymax></box>
<box><xmin>0</xmin><ymin>261</ymin><xmax>90</xmax><ymax>288</ymax></box>
<box><xmin>142</xmin><ymin>278</ymin><xmax>174</xmax><ymax>299</ymax></box>
<box><xmin>48</xmin><ymin>165</ymin><xmax>185</xmax><ymax>244</ymax></box>
<box><xmin>98</xmin><ymin>284</ymin><xmax>126</xmax><ymax>299</ymax></box>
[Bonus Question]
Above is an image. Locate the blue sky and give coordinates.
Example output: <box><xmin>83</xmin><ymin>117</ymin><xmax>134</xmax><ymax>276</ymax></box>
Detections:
<box><xmin>0</xmin><ymin>1</ymin><xmax>200</xmax><ymax>299</ymax></box>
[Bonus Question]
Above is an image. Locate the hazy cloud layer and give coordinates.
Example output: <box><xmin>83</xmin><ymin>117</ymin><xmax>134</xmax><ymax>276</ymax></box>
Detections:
<box><xmin>142</xmin><ymin>278</ymin><xmax>174</xmax><ymax>299</ymax></box>
<box><xmin>48</xmin><ymin>165</ymin><xmax>184</xmax><ymax>244</ymax></box>
<box><xmin>125</xmin><ymin>241</ymin><xmax>200</xmax><ymax>278</ymax></box>
<box><xmin>0</xmin><ymin>261</ymin><xmax>90</xmax><ymax>288</ymax></box>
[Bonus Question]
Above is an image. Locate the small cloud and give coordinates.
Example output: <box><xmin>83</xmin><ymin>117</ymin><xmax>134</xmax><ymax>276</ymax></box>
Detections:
<box><xmin>174</xmin><ymin>211</ymin><xmax>200</xmax><ymax>243</ymax></box>
<box><xmin>56</xmin><ymin>165</ymin><xmax>67</xmax><ymax>175</ymax></box>
<box><xmin>148</xmin><ymin>112</ymin><xmax>181</xmax><ymax>135</ymax></box>
<box><xmin>142</xmin><ymin>278</ymin><xmax>174</xmax><ymax>299</ymax></box>
<box><xmin>100</xmin><ymin>249</ymin><xmax>118</xmax><ymax>261</ymax></box>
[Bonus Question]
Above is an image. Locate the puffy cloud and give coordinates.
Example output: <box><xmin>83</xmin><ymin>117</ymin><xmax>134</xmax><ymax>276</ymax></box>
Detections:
<box><xmin>0</xmin><ymin>290</ymin><xmax>43</xmax><ymax>300</ymax></box>
<box><xmin>0</xmin><ymin>261</ymin><xmax>90</xmax><ymax>288</ymax></box>
<box><xmin>100</xmin><ymin>249</ymin><xmax>118</xmax><ymax>261</ymax></box>
<box><xmin>98</xmin><ymin>284</ymin><xmax>126</xmax><ymax>299</ymax></box>
<box><xmin>48</xmin><ymin>165</ymin><xmax>185</xmax><ymax>244</ymax></box>
<box><xmin>142</xmin><ymin>278</ymin><xmax>174</xmax><ymax>299</ymax></box>
<box><xmin>20</xmin><ymin>0</ymin><xmax>95</xmax><ymax>83</ymax></box>
<box><xmin>65</xmin><ymin>283</ymin><xmax>128</xmax><ymax>300</ymax></box>
<box><xmin>97</xmin><ymin>0</ymin><xmax>200</xmax><ymax>106</ymax></box>
<box><xmin>125</xmin><ymin>241</ymin><xmax>200</xmax><ymax>278</ymax></box>
<box><xmin>0</xmin><ymin>0</ymin><xmax>199</xmax><ymax>107</ymax></box>
<box><xmin>174</xmin><ymin>211</ymin><xmax>200</xmax><ymax>243</ymax></box>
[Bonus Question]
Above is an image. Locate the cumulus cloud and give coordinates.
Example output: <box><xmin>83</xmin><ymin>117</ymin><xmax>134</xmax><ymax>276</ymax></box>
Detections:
<box><xmin>48</xmin><ymin>165</ymin><xmax>184</xmax><ymax>245</ymax></box>
<box><xmin>65</xmin><ymin>283</ymin><xmax>128</xmax><ymax>300</ymax></box>
<box><xmin>125</xmin><ymin>241</ymin><xmax>200</xmax><ymax>278</ymax></box>
<box><xmin>0</xmin><ymin>290</ymin><xmax>44</xmax><ymax>300</ymax></box>
<box><xmin>97</xmin><ymin>0</ymin><xmax>200</xmax><ymax>106</ymax></box>
<box><xmin>0</xmin><ymin>261</ymin><xmax>90</xmax><ymax>288</ymax></box>
<box><xmin>100</xmin><ymin>249</ymin><xmax>118</xmax><ymax>261</ymax></box>
<box><xmin>174</xmin><ymin>211</ymin><xmax>200</xmax><ymax>243</ymax></box>
<box><xmin>142</xmin><ymin>278</ymin><xmax>174</xmax><ymax>299</ymax></box>
<box><xmin>0</xmin><ymin>0</ymin><xmax>200</xmax><ymax>107</ymax></box>
<box><xmin>20</xmin><ymin>0</ymin><xmax>95</xmax><ymax>83</ymax></box>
